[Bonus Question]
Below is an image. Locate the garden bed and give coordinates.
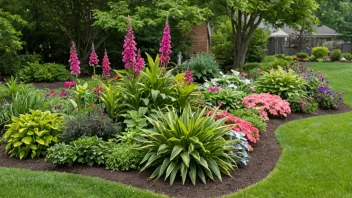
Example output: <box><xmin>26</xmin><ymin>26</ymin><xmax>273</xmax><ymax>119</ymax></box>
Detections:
<box><xmin>1</xmin><ymin>104</ymin><xmax>350</xmax><ymax>198</ymax></box>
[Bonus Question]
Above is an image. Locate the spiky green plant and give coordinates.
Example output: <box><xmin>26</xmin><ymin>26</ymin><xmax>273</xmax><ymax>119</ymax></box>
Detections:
<box><xmin>139</xmin><ymin>106</ymin><xmax>239</xmax><ymax>185</ymax></box>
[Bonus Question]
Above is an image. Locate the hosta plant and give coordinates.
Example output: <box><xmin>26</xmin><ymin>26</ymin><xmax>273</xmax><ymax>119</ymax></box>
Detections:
<box><xmin>0</xmin><ymin>110</ymin><xmax>64</xmax><ymax>159</ymax></box>
<box><xmin>243</xmin><ymin>93</ymin><xmax>291</xmax><ymax>120</ymax></box>
<box><xmin>139</xmin><ymin>106</ymin><xmax>239</xmax><ymax>185</ymax></box>
<box><xmin>255</xmin><ymin>67</ymin><xmax>307</xmax><ymax>99</ymax></box>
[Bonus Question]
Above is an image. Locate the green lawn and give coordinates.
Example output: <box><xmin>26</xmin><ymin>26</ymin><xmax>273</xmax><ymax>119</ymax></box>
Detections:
<box><xmin>307</xmin><ymin>62</ymin><xmax>352</xmax><ymax>106</ymax></box>
<box><xmin>0</xmin><ymin>167</ymin><xmax>165</xmax><ymax>198</ymax></box>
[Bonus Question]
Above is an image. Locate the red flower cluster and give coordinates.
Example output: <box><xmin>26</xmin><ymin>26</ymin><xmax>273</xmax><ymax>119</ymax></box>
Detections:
<box><xmin>93</xmin><ymin>86</ymin><xmax>103</xmax><ymax>97</ymax></box>
<box><xmin>243</xmin><ymin>93</ymin><xmax>291</xmax><ymax>120</ymax></box>
<box><xmin>64</xmin><ymin>80</ymin><xmax>76</xmax><ymax>88</ymax></box>
<box><xmin>209</xmin><ymin>110</ymin><xmax>260</xmax><ymax>144</ymax></box>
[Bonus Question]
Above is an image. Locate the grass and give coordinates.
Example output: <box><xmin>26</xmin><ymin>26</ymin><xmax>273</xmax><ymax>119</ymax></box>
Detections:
<box><xmin>307</xmin><ymin>62</ymin><xmax>352</xmax><ymax>106</ymax></box>
<box><xmin>0</xmin><ymin>167</ymin><xmax>165</xmax><ymax>198</ymax></box>
<box><xmin>226</xmin><ymin>112</ymin><xmax>352</xmax><ymax>198</ymax></box>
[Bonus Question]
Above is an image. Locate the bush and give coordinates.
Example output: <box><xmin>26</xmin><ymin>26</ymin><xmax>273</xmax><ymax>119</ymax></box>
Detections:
<box><xmin>0</xmin><ymin>110</ymin><xmax>64</xmax><ymax>159</ymax></box>
<box><xmin>331</xmin><ymin>49</ymin><xmax>342</xmax><ymax>62</ymax></box>
<box><xmin>271</xmin><ymin>59</ymin><xmax>289</xmax><ymax>68</ymax></box>
<box><xmin>243</xmin><ymin>93</ymin><xmax>291</xmax><ymax>120</ymax></box>
<box><xmin>46</xmin><ymin>136</ymin><xmax>112</xmax><ymax>166</ymax></box>
<box><xmin>244</xmin><ymin>62</ymin><xmax>260</xmax><ymax>72</ymax></box>
<box><xmin>255</xmin><ymin>67</ymin><xmax>307</xmax><ymax>100</ymax></box>
<box><xmin>288</xmin><ymin>96</ymin><xmax>318</xmax><ymax>113</ymax></box>
<box><xmin>342</xmin><ymin>53</ymin><xmax>352</xmax><ymax>60</ymax></box>
<box><xmin>105</xmin><ymin>143</ymin><xmax>143</xmax><ymax>171</ymax></box>
<box><xmin>262</xmin><ymin>56</ymin><xmax>277</xmax><ymax>63</ymax></box>
<box><xmin>0</xmin><ymin>54</ymin><xmax>41</xmax><ymax>75</ymax></box>
<box><xmin>61</xmin><ymin>111</ymin><xmax>122</xmax><ymax>143</ymax></box>
<box><xmin>296</xmin><ymin>52</ymin><xmax>309</xmax><ymax>59</ymax></box>
<box><xmin>312</xmin><ymin>46</ymin><xmax>329</xmax><ymax>59</ymax></box>
<box><xmin>182</xmin><ymin>53</ymin><xmax>220</xmax><ymax>83</ymax></box>
<box><xmin>19</xmin><ymin>62</ymin><xmax>71</xmax><ymax>82</ymax></box>
<box><xmin>274</xmin><ymin>54</ymin><xmax>285</xmax><ymax>59</ymax></box>
<box><xmin>283</xmin><ymin>55</ymin><xmax>294</xmax><ymax>61</ymax></box>
<box><xmin>203</xmin><ymin>88</ymin><xmax>246</xmax><ymax>110</ymax></box>
<box><xmin>230</xmin><ymin>109</ymin><xmax>267</xmax><ymax>132</ymax></box>
<box><xmin>139</xmin><ymin>106</ymin><xmax>239</xmax><ymax>185</ymax></box>
<box><xmin>314</xmin><ymin>86</ymin><xmax>344</xmax><ymax>109</ymax></box>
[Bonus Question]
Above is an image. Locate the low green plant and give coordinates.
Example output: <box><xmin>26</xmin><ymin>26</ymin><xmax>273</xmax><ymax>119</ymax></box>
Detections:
<box><xmin>0</xmin><ymin>110</ymin><xmax>64</xmax><ymax>159</ymax></box>
<box><xmin>296</xmin><ymin>53</ymin><xmax>309</xmax><ymax>59</ymax></box>
<box><xmin>45</xmin><ymin>143</ymin><xmax>76</xmax><ymax>166</ymax></box>
<box><xmin>203</xmin><ymin>89</ymin><xmax>246</xmax><ymax>110</ymax></box>
<box><xmin>342</xmin><ymin>53</ymin><xmax>352</xmax><ymax>60</ymax></box>
<box><xmin>274</xmin><ymin>54</ymin><xmax>285</xmax><ymax>59</ymax></box>
<box><xmin>182</xmin><ymin>53</ymin><xmax>220</xmax><ymax>83</ymax></box>
<box><xmin>312</xmin><ymin>46</ymin><xmax>328</xmax><ymax>59</ymax></box>
<box><xmin>262</xmin><ymin>56</ymin><xmax>277</xmax><ymax>63</ymax></box>
<box><xmin>331</xmin><ymin>49</ymin><xmax>342</xmax><ymax>62</ymax></box>
<box><xmin>61</xmin><ymin>111</ymin><xmax>122</xmax><ymax>143</ymax></box>
<box><xmin>100</xmin><ymin>82</ymin><xmax>124</xmax><ymax>121</ymax></box>
<box><xmin>139</xmin><ymin>106</ymin><xmax>239</xmax><ymax>185</ymax></box>
<box><xmin>255</xmin><ymin>67</ymin><xmax>307</xmax><ymax>99</ymax></box>
<box><xmin>244</xmin><ymin>62</ymin><xmax>260</xmax><ymax>72</ymax></box>
<box><xmin>105</xmin><ymin>143</ymin><xmax>143</xmax><ymax>171</ymax></box>
<box><xmin>230</xmin><ymin>109</ymin><xmax>267</xmax><ymax>132</ymax></box>
<box><xmin>283</xmin><ymin>55</ymin><xmax>294</xmax><ymax>61</ymax></box>
<box><xmin>19</xmin><ymin>62</ymin><xmax>71</xmax><ymax>82</ymax></box>
<box><xmin>288</xmin><ymin>96</ymin><xmax>318</xmax><ymax>113</ymax></box>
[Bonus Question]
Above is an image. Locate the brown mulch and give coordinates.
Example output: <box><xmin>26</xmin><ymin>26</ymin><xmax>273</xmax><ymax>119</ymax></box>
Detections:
<box><xmin>31</xmin><ymin>82</ymin><xmax>66</xmax><ymax>90</ymax></box>
<box><xmin>0</xmin><ymin>104</ymin><xmax>351</xmax><ymax>198</ymax></box>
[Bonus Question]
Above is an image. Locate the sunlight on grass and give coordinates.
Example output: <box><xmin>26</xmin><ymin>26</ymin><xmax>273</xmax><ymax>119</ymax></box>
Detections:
<box><xmin>226</xmin><ymin>112</ymin><xmax>352</xmax><ymax>198</ymax></box>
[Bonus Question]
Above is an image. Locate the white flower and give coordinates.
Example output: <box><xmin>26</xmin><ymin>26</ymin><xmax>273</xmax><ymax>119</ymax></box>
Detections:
<box><xmin>227</xmin><ymin>84</ymin><xmax>238</xmax><ymax>88</ymax></box>
<box><xmin>231</xmin><ymin>70</ymin><xmax>240</xmax><ymax>76</ymax></box>
<box><xmin>240</xmin><ymin>79</ymin><xmax>251</xmax><ymax>84</ymax></box>
<box><xmin>203</xmin><ymin>82</ymin><xmax>210</xmax><ymax>88</ymax></box>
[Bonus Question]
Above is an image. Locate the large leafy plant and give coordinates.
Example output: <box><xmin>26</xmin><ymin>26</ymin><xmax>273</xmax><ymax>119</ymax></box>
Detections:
<box><xmin>182</xmin><ymin>53</ymin><xmax>220</xmax><ymax>83</ymax></box>
<box><xmin>255</xmin><ymin>67</ymin><xmax>307</xmax><ymax>99</ymax></box>
<box><xmin>0</xmin><ymin>110</ymin><xmax>64</xmax><ymax>159</ymax></box>
<box><xmin>203</xmin><ymin>89</ymin><xmax>246</xmax><ymax>110</ymax></box>
<box><xmin>139</xmin><ymin>106</ymin><xmax>238</xmax><ymax>185</ymax></box>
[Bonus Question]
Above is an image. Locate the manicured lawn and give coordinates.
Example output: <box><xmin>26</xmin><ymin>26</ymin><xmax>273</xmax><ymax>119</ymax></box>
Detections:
<box><xmin>307</xmin><ymin>62</ymin><xmax>352</xmax><ymax>106</ymax></box>
<box><xmin>226</xmin><ymin>112</ymin><xmax>352</xmax><ymax>198</ymax></box>
<box><xmin>0</xmin><ymin>167</ymin><xmax>165</xmax><ymax>198</ymax></box>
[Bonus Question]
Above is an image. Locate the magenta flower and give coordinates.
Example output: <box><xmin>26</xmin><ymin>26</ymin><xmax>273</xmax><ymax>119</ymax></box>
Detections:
<box><xmin>69</xmin><ymin>41</ymin><xmax>81</xmax><ymax>76</ymax></box>
<box><xmin>64</xmin><ymin>80</ymin><xmax>76</xmax><ymax>88</ymax></box>
<box><xmin>60</xmin><ymin>89</ymin><xmax>67</xmax><ymax>98</ymax></box>
<box><xmin>89</xmin><ymin>43</ymin><xmax>99</xmax><ymax>66</ymax></box>
<box><xmin>122</xmin><ymin>16</ymin><xmax>137</xmax><ymax>69</ymax></box>
<box><xmin>159</xmin><ymin>18</ymin><xmax>172</xmax><ymax>66</ymax></box>
<box><xmin>102</xmin><ymin>49</ymin><xmax>111</xmax><ymax>77</ymax></box>
<box><xmin>134</xmin><ymin>49</ymin><xmax>145</xmax><ymax>75</ymax></box>
<box><xmin>184</xmin><ymin>68</ymin><xmax>193</xmax><ymax>84</ymax></box>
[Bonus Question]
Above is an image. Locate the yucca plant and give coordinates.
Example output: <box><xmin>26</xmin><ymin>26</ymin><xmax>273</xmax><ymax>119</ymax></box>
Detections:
<box><xmin>139</xmin><ymin>106</ymin><xmax>239</xmax><ymax>185</ymax></box>
<box><xmin>0</xmin><ymin>110</ymin><xmax>64</xmax><ymax>159</ymax></box>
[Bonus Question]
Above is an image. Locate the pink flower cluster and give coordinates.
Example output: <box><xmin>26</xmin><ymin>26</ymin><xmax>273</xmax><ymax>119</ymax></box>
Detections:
<box><xmin>102</xmin><ymin>50</ymin><xmax>111</xmax><ymax>77</ymax></box>
<box><xmin>93</xmin><ymin>86</ymin><xmax>103</xmax><ymax>97</ymax></box>
<box><xmin>64</xmin><ymin>80</ymin><xmax>76</xmax><ymax>88</ymax></box>
<box><xmin>69</xmin><ymin>42</ymin><xmax>81</xmax><ymax>76</ymax></box>
<box><xmin>122</xmin><ymin>16</ymin><xmax>144</xmax><ymax>75</ymax></box>
<box><xmin>208</xmin><ymin>85</ymin><xmax>220</xmax><ymax>93</ymax></box>
<box><xmin>89</xmin><ymin>43</ymin><xmax>99</xmax><ymax>66</ymax></box>
<box><xmin>159</xmin><ymin>18</ymin><xmax>172</xmax><ymax>66</ymax></box>
<box><xmin>183</xmin><ymin>69</ymin><xmax>193</xmax><ymax>84</ymax></box>
<box><xmin>243</xmin><ymin>93</ymin><xmax>291</xmax><ymax>120</ymax></box>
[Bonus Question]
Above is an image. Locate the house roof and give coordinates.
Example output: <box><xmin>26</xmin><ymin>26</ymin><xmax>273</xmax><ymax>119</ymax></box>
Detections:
<box><xmin>269</xmin><ymin>25</ymin><xmax>340</xmax><ymax>37</ymax></box>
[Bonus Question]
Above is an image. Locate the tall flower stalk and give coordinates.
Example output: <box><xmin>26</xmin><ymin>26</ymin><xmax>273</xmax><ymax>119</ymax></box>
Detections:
<box><xmin>122</xmin><ymin>16</ymin><xmax>137</xmax><ymax>70</ymax></box>
<box><xmin>102</xmin><ymin>49</ymin><xmax>111</xmax><ymax>77</ymax></box>
<box><xmin>69</xmin><ymin>41</ymin><xmax>81</xmax><ymax>78</ymax></box>
<box><xmin>89</xmin><ymin>43</ymin><xmax>99</xmax><ymax>75</ymax></box>
<box><xmin>134</xmin><ymin>49</ymin><xmax>145</xmax><ymax>75</ymax></box>
<box><xmin>159</xmin><ymin>17</ymin><xmax>172</xmax><ymax>67</ymax></box>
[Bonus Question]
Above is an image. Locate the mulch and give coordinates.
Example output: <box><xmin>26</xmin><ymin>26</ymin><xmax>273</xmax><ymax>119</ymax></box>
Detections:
<box><xmin>0</xmin><ymin>104</ymin><xmax>351</xmax><ymax>198</ymax></box>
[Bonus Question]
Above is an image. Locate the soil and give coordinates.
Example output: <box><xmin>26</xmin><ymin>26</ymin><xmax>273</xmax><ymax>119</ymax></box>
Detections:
<box><xmin>0</xmin><ymin>104</ymin><xmax>351</xmax><ymax>198</ymax></box>
<box><xmin>31</xmin><ymin>81</ymin><xmax>66</xmax><ymax>90</ymax></box>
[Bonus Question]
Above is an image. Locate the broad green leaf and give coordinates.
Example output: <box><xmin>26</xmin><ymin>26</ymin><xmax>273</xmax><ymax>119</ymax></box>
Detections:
<box><xmin>21</xmin><ymin>136</ymin><xmax>32</xmax><ymax>145</ymax></box>
<box><xmin>189</xmin><ymin>164</ymin><xmax>197</xmax><ymax>185</ymax></box>
<box><xmin>180</xmin><ymin>151</ymin><xmax>190</xmax><ymax>167</ymax></box>
<box><xmin>170</xmin><ymin>145</ymin><xmax>183</xmax><ymax>161</ymax></box>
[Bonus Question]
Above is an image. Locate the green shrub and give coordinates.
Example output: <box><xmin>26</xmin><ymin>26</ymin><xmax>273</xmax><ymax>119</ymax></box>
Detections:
<box><xmin>46</xmin><ymin>136</ymin><xmax>112</xmax><ymax>166</ymax></box>
<box><xmin>312</xmin><ymin>46</ymin><xmax>329</xmax><ymax>59</ymax></box>
<box><xmin>19</xmin><ymin>62</ymin><xmax>71</xmax><ymax>82</ymax></box>
<box><xmin>274</xmin><ymin>54</ymin><xmax>285</xmax><ymax>59</ymax></box>
<box><xmin>271</xmin><ymin>59</ymin><xmax>289</xmax><ymax>68</ymax></box>
<box><xmin>0</xmin><ymin>110</ymin><xmax>64</xmax><ymax>159</ymax></box>
<box><xmin>262</xmin><ymin>56</ymin><xmax>277</xmax><ymax>63</ymax></box>
<box><xmin>331</xmin><ymin>49</ymin><xmax>342</xmax><ymax>62</ymax></box>
<box><xmin>0</xmin><ymin>54</ymin><xmax>41</xmax><ymax>75</ymax></box>
<box><xmin>308</xmin><ymin>55</ymin><xmax>316</xmax><ymax>62</ymax></box>
<box><xmin>139</xmin><ymin>106</ymin><xmax>239</xmax><ymax>185</ymax></box>
<box><xmin>296</xmin><ymin>52</ymin><xmax>309</xmax><ymax>59</ymax></box>
<box><xmin>342</xmin><ymin>53</ymin><xmax>352</xmax><ymax>60</ymax></box>
<box><xmin>105</xmin><ymin>143</ymin><xmax>143</xmax><ymax>171</ymax></box>
<box><xmin>255</xmin><ymin>67</ymin><xmax>307</xmax><ymax>99</ymax></box>
<box><xmin>203</xmin><ymin>89</ymin><xmax>246</xmax><ymax>110</ymax></box>
<box><xmin>288</xmin><ymin>96</ymin><xmax>318</xmax><ymax>113</ymax></box>
<box><xmin>230</xmin><ymin>109</ymin><xmax>267</xmax><ymax>132</ymax></box>
<box><xmin>243</xmin><ymin>62</ymin><xmax>260</xmax><ymax>72</ymax></box>
<box><xmin>283</xmin><ymin>55</ymin><xmax>294</xmax><ymax>61</ymax></box>
<box><xmin>182</xmin><ymin>53</ymin><xmax>220</xmax><ymax>82</ymax></box>
<box><xmin>61</xmin><ymin>111</ymin><xmax>122</xmax><ymax>143</ymax></box>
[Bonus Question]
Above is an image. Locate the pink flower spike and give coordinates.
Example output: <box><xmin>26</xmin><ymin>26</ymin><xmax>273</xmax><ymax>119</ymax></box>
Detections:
<box><xmin>134</xmin><ymin>48</ymin><xmax>145</xmax><ymax>75</ymax></box>
<box><xmin>183</xmin><ymin>68</ymin><xmax>193</xmax><ymax>84</ymax></box>
<box><xmin>159</xmin><ymin>17</ymin><xmax>172</xmax><ymax>66</ymax></box>
<box><xmin>102</xmin><ymin>49</ymin><xmax>111</xmax><ymax>77</ymax></box>
<box><xmin>60</xmin><ymin>89</ymin><xmax>67</xmax><ymax>98</ymax></box>
<box><xmin>69</xmin><ymin>41</ymin><xmax>81</xmax><ymax>76</ymax></box>
<box><xmin>89</xmin><ymin>43</ymin><xmax>99</xmax><ymax>66</ymax></box>
<box><xmin>122</xmin><ymin>16</ymin><xmax>137</xmax><ymax>69</ymax></box>
<box><xmin>64</xmin><ymin>80</ymin><xmax>76</xmax><ymax>88</ymax></box>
